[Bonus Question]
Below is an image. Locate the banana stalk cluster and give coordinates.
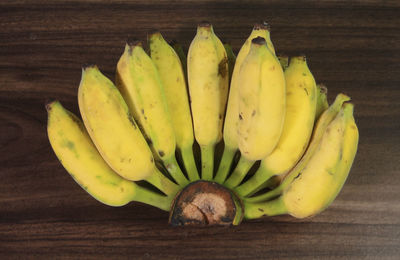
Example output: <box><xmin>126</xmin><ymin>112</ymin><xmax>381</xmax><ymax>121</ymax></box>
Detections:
<box><xmin>47</xmin><ymin>22</ymin><xmax>358</xmax><ymax>225</ymax></box>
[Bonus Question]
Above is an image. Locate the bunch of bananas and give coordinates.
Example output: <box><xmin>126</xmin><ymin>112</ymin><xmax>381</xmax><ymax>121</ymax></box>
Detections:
<box><xmin>47</xmin><ymin>22</ymin><xmax>358</xmax><ymax>225</ymax></box>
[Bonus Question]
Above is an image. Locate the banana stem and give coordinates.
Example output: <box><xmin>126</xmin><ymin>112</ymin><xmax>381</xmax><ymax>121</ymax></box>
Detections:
<box><xmin>244</xmin><ymin>197</ymin><xmax>287</xmax><ymax>219</ymax></box>
<box><xmin>200</xmin><ymin>144</ymin><xmax>215</xmax><ymax>180</ymax></box>
<box><xmin>243</xmin><ymin>183</ymin><xmax>285</xmax><ymax>203</ymax></box>
<box><xmin>145</xmin><ymin>168</ymin><xmax>181</xmax><ymax>197</ymax></box>
<box><xmin>223</xmin><ymin>157</ymin><xmax>254</xmax><ymax>189</ymax></box>
<box><xmin>131</xmin><ymin>185</ymin><xmax>174</xmax><ymax>211</ymax></box>
<box><xmin>245</xmin><ymin>177</ymin><xmax>279</xmax><ymax>197</ymax></box>
<box><xmin>180</xmin><ymin>144</ymin><xmax>200</xmax><ymax>182</ymax></box>
<box><xmin>235</xmin><ymin>165</ymin><xmax>276</xmax><ymax>197</ymax></box>
<box><xmin>163</xmin><ymin>156</ymin><xmax>189</xmax><ymax>186</ymax></box>
<box><xmin>214</xmin><ymin>146</ymin><xmax>236</xmax><ymax>184</ymax></box>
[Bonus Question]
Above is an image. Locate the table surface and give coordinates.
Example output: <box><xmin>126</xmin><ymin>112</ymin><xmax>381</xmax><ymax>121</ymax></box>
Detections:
<box><xmin>1</xmin><ymin>0</ymin><xmax>399</xmax><ymax>259</ymax></box>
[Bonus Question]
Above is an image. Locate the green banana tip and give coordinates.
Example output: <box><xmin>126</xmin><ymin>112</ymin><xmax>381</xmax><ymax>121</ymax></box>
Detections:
<box><xmin>254</xmin><ymin>21</ymin><xmax>270</xmax><ymax>31</ymax></box>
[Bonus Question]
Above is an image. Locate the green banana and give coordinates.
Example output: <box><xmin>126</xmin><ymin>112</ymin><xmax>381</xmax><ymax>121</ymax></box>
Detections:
<box><xmin>116</xmin><ymin>42</ymin><xmax>189</xmax><ymax>186</ymax></box>
<box><xmin>244</xmin><ymin>93</ymin><xmax>351</xmax><ymax>203</ymax></box>
<box><xmin>244</xmin><ymin>102</ymin><xmax>358</xmax><ymax>219</ymax></box>
<box><xmin>223</xmin><ymin>43</ymin><xmax>236</xmax><ymax>81</ymax></box>
<box><xmin>278</xmin><ymin>55</ymin><xmax>289</xmax><ymax>70</ymax></box>
<box><xmin>47</xmin><ymin>101</ymin><xmax>177</xmax><ymax>210</ymax></box>
<box><xmin>316</xmin><ymin>83</ymin><xmax>329</xmax><ymax>120</ymax></box>
<box><xmin>148</xmin><ymin>31</ymin><xmax>199</xmax><ymax>182</ymax></box>
<box><xmin>215</xmin><ymin>22</ymin><xmax>275</xmax><ymax>184</ymax></box>
<box><xmin>234</xmin><ymin>56</ymin><xmax>317</xmax><ymax>195</ymax></box>
<box><xmin>187</xmin><ymin>22</ymin><xmax>229</xmax><ymax>180</ymax></box>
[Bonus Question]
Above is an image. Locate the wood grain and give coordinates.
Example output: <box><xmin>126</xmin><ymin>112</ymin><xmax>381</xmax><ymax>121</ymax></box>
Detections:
<box><xmin>1</xmin><ymin>0</ymin><xmax>399</xmax><ymax>259</ymax></box>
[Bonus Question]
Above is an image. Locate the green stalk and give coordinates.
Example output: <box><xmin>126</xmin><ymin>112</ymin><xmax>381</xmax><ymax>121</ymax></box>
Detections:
<box><xmin>223</xmin><ymin>157</ymin><xmax>254</xmax><ymax>189</ymax></box>
<box><xmin>214</xmin><ymin>146</ymin><xmax>236</xmax><ymax>184</ymax></box>
<box><xmin>200</xmin><ymin>144</ymin><xmax>215</xmax><ymax>180</ymax></box>
<box><xmin>180</xmin><ymin>144</ymin><xmax>200</xmax><ymax>181</ymax></box>
<box><xmin>244</xmin><ymin>197</ymin><xmax>287</xmax><ymax>219</ymax></box>
<box><xmin>145</xmin><ymin>168</ymin><xmax>181</xmax><ymax>197</ymax></box>
<box><xmin>235</xmin><ymin>164</ymin><xmax>275</xmax><ymax>197</ymax></box>
<box><xmin>132</xmin><ymin>185</ymin><xmax>174</xmax><ymax>211</ymax></box>
<box><xmin>163</xmin><ymin>156</ymin><xmax>189</xmax><ymax>186</ymax></box>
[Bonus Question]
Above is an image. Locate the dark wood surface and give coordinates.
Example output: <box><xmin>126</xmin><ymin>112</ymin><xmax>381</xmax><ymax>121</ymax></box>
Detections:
<box><xmin>1</xmin><ymin>0</ymin><xmax>399</xmax><ymax>259</ymax></box>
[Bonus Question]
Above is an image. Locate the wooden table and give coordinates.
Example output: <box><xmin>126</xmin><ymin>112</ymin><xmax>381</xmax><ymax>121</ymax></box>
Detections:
<box><xmin>1</xmin><ymin>0</ymin><xmax>399</xmax><ymax>258</ymax></box>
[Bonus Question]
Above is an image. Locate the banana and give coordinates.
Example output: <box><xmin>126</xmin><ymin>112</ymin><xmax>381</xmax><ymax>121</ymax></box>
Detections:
<box><xmin>244</xmin><ymin>93</ymin><xmax>351</xmax><ymax>203</ymax></box>
<box><xmin>148</xmin><ymin>31</ymin><xmax>199</xmax><ymax>181</ymax></box>
<box><xmin>215</xmin><ymin>22</ymin><xmax>275</xmax><ymax>184</ymax></box>
<box><xmin>77</xmin><ymin>65</ymin><xmax>179</xmax><ymax>195</ymax></box>
<box><xmin>47</xmin><ymin>101</ymin><xmax>177</xmax><ymax>210</ymax></box>
<box><xmin>116</xmin><ymin>41</ymin><xmax>189</xmax><ymax>186</ymax></box>
<box><xmin>244</xmin><ymin>102</ymin><xmax>358</xmax><ymax>219</ymax></box>
<box><xmin>171</xmin><ymin>41</ymin><xmax>187</xmax><ymax>76</ymax></box>
<box><xmin>187</xmin><ymin>22</ymin><xmax>229</xmax><ymax>180</ymax></box>
<box><xmin>223</xmin><ymin>43</ymin><xmax>236</xmax><ymax>81</ymax></box>
<box><xmin>278</xmin><ymin>55</ymin><xmax>289</xmax><ymax>70</ymax></box>
<box><xmin>316</xmin><ymin>83</ymin><xmax>329</xmax><ymax>120</ymax></box>
<box><xmin>234</xmin><ymin>56</ymin><xmax>317</xmax><ymax>196</ymax></box>
<box><xmin>78</xmin><ymin>65</ymin><xmax>152</xmax><ymax>181</ymax></box>
<box><xmin>238</xmin><ymin>36</ymin><xmax>285</xmax><ymax>161</ymax></box>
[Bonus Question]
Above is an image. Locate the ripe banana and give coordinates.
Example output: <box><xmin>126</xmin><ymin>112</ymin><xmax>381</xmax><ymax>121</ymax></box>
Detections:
<box><xmin>244</xmin><ymin>102</ymin><xmax>358</xmax><ymax>219</ymax></box>
<box><xmin>234</xmin><ymin>56</ymin><xmax>317</xmax><ymax>196</ymax></box>
<box><xmin>116</xmin><ymin>42</ymin><xmax>189</xmax><ymax>186</ymax></box>
<box><xmin>215</xmin><ymin>22</ymin><xmax>275</xmax><ymax>184</ymax></box>
<box><xmin>78</xmin><ymin>65</ymin><xmax>152</xmax><ymax>181</ymax></box>
<box><xmin>245</xmin><ymin>93</ymin><xmax>351</xmax><ymax>203</ymax></box>
<box><xmin>47</xmin><ymin>101</ymin><xmax>178</xmax><ymax>210</ymax></box>
<box><xmin>187</xmin><ymin>22</ymin><xmax>229</xmax><ymax>180</ymax></box>
<box><xmin>148</xmin><ymin>31</ymin><xmax>199</xmax><ymax>181</ymax></box>
<box><xmin>316</xmin><ymin>83</ymin><xmax>329</xmax><ymax>120</ymax></box>
<box><xmin>238</xmin><ymin>37</ymin><xmax>285</xmax><ymax>161</ymax></box>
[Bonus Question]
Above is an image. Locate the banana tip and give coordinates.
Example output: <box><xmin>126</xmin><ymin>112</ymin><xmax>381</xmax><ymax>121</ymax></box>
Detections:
<box><xmin>45</xmin><ymin>99</ymin><xmax>58</xmax><ymax>112</ymax></box>
<box><xmin>148</xmin><ymin>29</ymin><xmax>161</xmax><ymax>38</ymax></box>
<box><xmin>198</xmin><ymin>21</ymin><xmax>212</xmax><ymax>28</ymax></box>
<box><xmin>126</xmin><ymin>38</ymin><xmax>142</xmax><ymax>47</ymax></box>
<box><xmin>82</xmin><ymin>64</ymin><xmax>97</xmax><ymax>71</ymax></box>
<box><xmin>254</xmin><ymin>21</ymin><xmax>270</xmax><ymax>31</ymax></box>
<box><xmin>252</xmin><ymin>36</ymin><xmax>266</xmax><ymax>45</ymax></box>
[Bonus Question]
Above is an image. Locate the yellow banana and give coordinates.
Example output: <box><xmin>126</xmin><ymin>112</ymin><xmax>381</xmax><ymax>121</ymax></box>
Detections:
<box><xmin>187</xmin><ymin>22</ymin><xmax>229</xmax><ymax>180</ymax></box>
<box><xmin>234</xmin><ymin>56</ymin><xmax>317</xmax><ymax>195</ymax></box>
<box><xmin>238</xmin><ymin>36</ymin><xmax>285</xmax><ymax>161</ymax></box>
<box><xmin>316</xmin><ymin>83</ymin><xmax>329</xmax><ymax>120</ymax></box>
<box><xmin>244</xmin><ymin>103</ymin><xmax>358</xmax><ymax>219</ymax></box>
<box><xmin>47</xmin><ymin>101</ymin><xmax>178</xmax><ymax>210</ymax></box>
<box><xmin>78</xmin><ymin>65</ymin><xmax>152</xmax><ymax>181</ymax></box>
<box><xmin>244</xmin><ymin>93</ymin><xmax>351</xmax><ymax>203</ymax></box>
<box><xmin>116</xmin><ymin>42</ymin><xmax>189</xmax><ymax>186</ymax></box>
<box><xmin>148</xmin><ymin>31</ymin><xmax>199</xmax><ymax>181</ymax></box>
<box><xmin>215</xmin><ymin>22</ymin><xmax>275</xmax><ymax>184</ymax></box>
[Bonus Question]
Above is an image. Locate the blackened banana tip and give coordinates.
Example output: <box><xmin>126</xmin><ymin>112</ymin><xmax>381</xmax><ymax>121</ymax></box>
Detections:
<box><xmin>252</xmin><ymin>36</ymin><xmax>266</xmax><ymax>45</ymax></box>
<box><xmin>126</xmin><ymin>38</ymin><xmax>142</xmax><ymax>47</ymax></box>
<box><xmin>198</xmin><ymin>21</ymin><xmax>212</xmax><ymax>28</ymax></box>
<box><xmin>254</xmin><ymin>21</ymin><xmax>270</xmax><ymax>31</ymax></box>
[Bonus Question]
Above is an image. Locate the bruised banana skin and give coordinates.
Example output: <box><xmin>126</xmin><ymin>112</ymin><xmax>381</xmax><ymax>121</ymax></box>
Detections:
<box><xmin>215</xmin><ymin>23</ymin><xmax>275</xmax><ymax>184</ymax></box>
<box><xmin>149</xmin><ymin>31</ymin><xmax>199</xmax><ymax>181</ymax></box>
<box><xmin>235</xmin><ymin>56</ymin><xmax>317</xmax><ymax>196</ymax></box>
<box><xmin>187</xmin><ymin>22</ymin><xmax>229</xmax><ymax>180</ymax></box>
<box><xmin>244</xmin><ymin>93</ymin><xmax>351</xmax><ymax>203</ymax></box>
<box><xmin>78</xmin><ymin>65</ymin><xmax>153</xmax><ymax>181</ymax></box>
<box><xmin>244</xmin><ymin>103</ymin><xmax>358</xmax><ymax>219</ymax></box>
<box><xmin>238</xmin><ymin>37</ymin><xmax>285</xmax><ymax>162</ymax></box>
<box><xmin>116</xmin><ymin>42</ymin><xmax>188</xmax><ymax>186</ymax></box>
<box><xmin>47</xmin><ymin>101</ymin><xmax>174</xmax><ymax>211</ymax></box>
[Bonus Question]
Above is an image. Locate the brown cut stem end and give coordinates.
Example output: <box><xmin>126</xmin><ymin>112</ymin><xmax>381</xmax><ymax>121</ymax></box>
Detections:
<box><xmin>169</xmin><ymin>181</ymin><xmax>243</xmax><ymax>226</ymax></box>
